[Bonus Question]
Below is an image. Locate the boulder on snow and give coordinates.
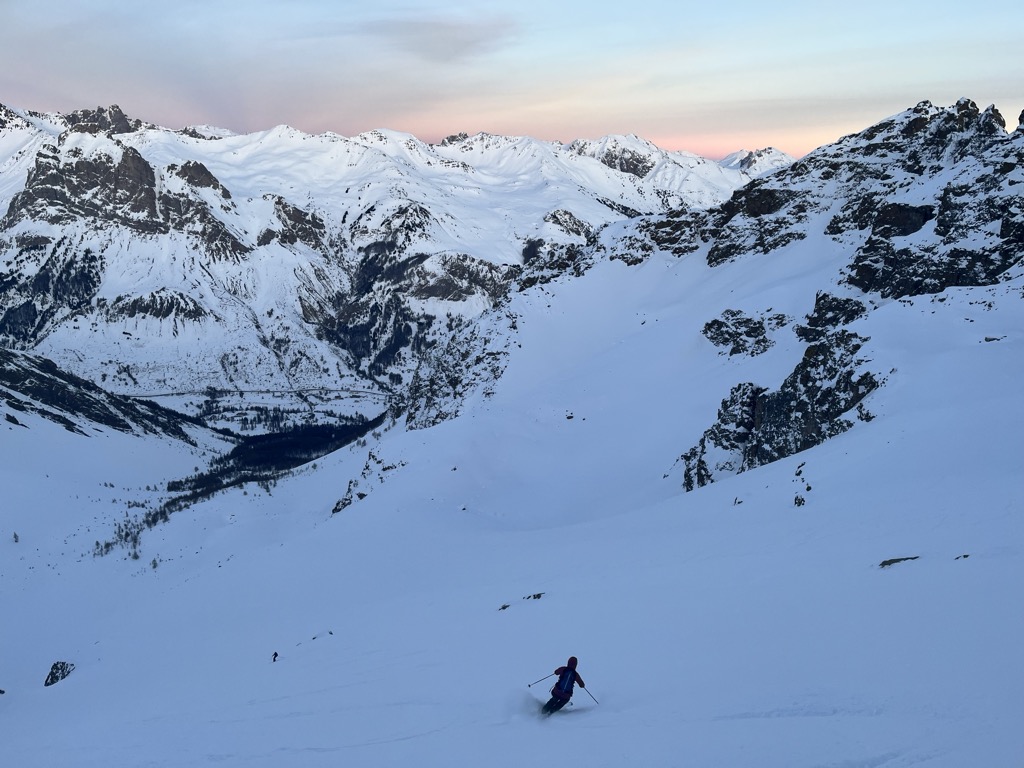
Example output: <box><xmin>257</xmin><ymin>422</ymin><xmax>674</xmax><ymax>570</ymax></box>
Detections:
<box><xmin>879</xmin><ymin>556</ymin><xmax>919</xmax><ymax>568</ymax></box>
<box><xmin>44</xmin><ymin>661</ymin><xmax>75</xmax><ymax>687</ymax></box>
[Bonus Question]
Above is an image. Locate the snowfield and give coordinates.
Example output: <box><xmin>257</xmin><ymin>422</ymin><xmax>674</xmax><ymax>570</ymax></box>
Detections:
<box><xmin>2</xmin><ymin>237</ymin><xmax>1021</xmax><ymax>767</ymax></box>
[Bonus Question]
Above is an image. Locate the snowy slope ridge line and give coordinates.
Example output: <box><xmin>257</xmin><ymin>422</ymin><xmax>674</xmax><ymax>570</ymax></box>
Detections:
<box><xmin>0</xmin><ymin>98</ymin><xmax>1021</xmax><ymax>767</ymax></box>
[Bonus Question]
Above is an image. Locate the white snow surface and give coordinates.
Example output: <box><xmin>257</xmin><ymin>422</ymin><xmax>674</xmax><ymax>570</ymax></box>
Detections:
<box><xmin>2</xmin><ymin>228</ymin><xmax>1021</xmax><ymax>766</ymax></box>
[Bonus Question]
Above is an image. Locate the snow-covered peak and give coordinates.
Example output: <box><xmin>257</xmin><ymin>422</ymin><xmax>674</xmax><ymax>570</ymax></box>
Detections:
<box><xmin>718</xmin><ymin>147</ymin><xmax>793</xmax><ymax>176</ymax></box>
<box><xmin>179</xmin><ymin>124</ymin><xmax>238</xmax><ymax>140</ymax></box>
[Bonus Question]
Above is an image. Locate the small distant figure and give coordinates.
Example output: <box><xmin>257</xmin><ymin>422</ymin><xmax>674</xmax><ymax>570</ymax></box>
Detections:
<box><xmin>542</xmin><ymin>656</ymin><xmax>585</xmax><ymax>714</ymax></box>
<box><xmin>272</xmin><ymin>652</ymin><xmax>278</xmax><ymax>663</ymax></box>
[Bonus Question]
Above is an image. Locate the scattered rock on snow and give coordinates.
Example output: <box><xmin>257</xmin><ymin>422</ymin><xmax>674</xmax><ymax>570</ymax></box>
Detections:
<box><xmin>44</xmin><ymin>661</ymin><xmax>75</xmax><ymax>687</ymax></box>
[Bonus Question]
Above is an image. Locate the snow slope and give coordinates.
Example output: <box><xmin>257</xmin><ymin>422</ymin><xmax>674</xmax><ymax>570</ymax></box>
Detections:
<box><xmin>2</xmin><ymin>226</ymin><xmax>1021</xmax><ymax>768</ymax></box>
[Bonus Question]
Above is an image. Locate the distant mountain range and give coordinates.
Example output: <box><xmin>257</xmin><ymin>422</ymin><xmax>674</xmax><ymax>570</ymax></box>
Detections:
<box><xmin>0</xmin><ymin>98</ymin><xmax>1020</xmax><ymax>459</ymax></box>
<box><xmin>0</xmin><ymin>103</ymin><xmax>790</xmax><ymax>432</ymax></box>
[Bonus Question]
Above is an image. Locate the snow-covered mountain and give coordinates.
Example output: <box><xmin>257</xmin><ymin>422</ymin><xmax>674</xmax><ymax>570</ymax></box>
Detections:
<box><xmin>0</xmin><ymin>104</ymin><xmax>790</xmax><ymax>431</ymax></box>
<box><xmin>0</xmin><ymin>99</ymin><xmax>1021</xmax><ymax>767</ymax></box>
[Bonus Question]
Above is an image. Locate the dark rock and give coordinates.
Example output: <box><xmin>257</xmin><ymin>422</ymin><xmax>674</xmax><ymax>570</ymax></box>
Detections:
<box><xmin>879</xmin><ymin>556</ymin><xmax>919</xmax><ymax>568</ymax></box>
<box><xmin>644</xmin><ymin>209</ymin><xmax>706</xmax><ymax>257</ymax></box>
<box><xmin>64</xmin><ymin>105</ymin><xmax>141</xmax><ymax>135</ymax></box>
<box><xmin>702</xmin><ymin>309</ymin><xmax>788</xmax><ymax>356</ymax></box>
<box><xmin>683</xmin><ymin>330</ymin><xmax>879</xmax><ymax>490</ymax></box>
<box><xmin>846</xmin><ymin>235</ymin><xmax>1012</xmax><ymax>298</ymax></box>
<box><xmin>596</xmin><ymin>148</ymin><xmax>654</xmax><ymax>179</ymax></box>
<box><xmin>0</xmin><ymin>299</ymin><xmax>40</xmax><ymax>344</ymax></box>
<box><xmin>106</xmin><ymin>289</ymin><xmax>209</xmax><ymax>322</ymax></box>
<box><xmin>705</xmin><ymin>182</ymin><xmax>807</xmax><ymax>267</ymax></box>
<box><xmin>173</xmin><ymin>160</ymin><xmax>231</xmax><ymax>199</ymax></box>
<box><xmin>0</xmin><ymin>242</ymin><xmax>104</xmax><ymax>346</ymax></box>
<box><xmin>682</xmin><ymin>382</ymin><xmax>765</xmax><ymax>491</ymax></box>
<box><xmin>44</xmin><ymin>661</ymin><xmax>75</xmax><ymax>687</ymax></box>
<box><xmin>750</xmin><ymin>332</ymin><xmax>879</xmax><ymax>468</ymax></box>
<box><xmin>871</xmin><ymin>203</ymin><xmax>935</xmax><ymax>238</ymax></box>
<box><xmin>795</xmin><ymin>293</ymin><xmax>867</xmax><ymax>343</ymax></box>
<box><xmin>2</xmin><ymin>141</ymin><xmax>161</xmax><ymax>230</ymax></box>
<box><xmin>256</xmin><ymin>196</ymin><xmax>326</xmax><ymax>249</ymax></box>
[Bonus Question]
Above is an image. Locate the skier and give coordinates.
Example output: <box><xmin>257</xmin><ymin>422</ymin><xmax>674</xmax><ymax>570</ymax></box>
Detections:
<box><xmin>542</xmin><ymin>656</ymin><xmax>585</xmax><ymax>714</ymax></box>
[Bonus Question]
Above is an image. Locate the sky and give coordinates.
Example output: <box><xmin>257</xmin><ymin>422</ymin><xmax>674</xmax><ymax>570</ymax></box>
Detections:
<box><xmin>1</xmin><ymin>0</ymin><xmax>1022</xmax><ymax>158</ymax></box>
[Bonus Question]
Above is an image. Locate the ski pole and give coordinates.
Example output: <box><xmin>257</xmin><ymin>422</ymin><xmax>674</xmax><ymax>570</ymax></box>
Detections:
<box><xmin>528</xmin><ymin>673</ymin><xmax>555</xmax><ymax>687</ymax></box>
<box><xmin>582</xmin><ymin>687</ymin><xmax>599</xmax><ymax>704</ymax></box>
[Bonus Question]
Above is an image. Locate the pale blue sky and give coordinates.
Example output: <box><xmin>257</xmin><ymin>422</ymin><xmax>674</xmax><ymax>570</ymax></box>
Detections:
<box><xmin>2</xmin><ymin>0</ymin><xmax>1020</xmax><ymax>157</ymax></box>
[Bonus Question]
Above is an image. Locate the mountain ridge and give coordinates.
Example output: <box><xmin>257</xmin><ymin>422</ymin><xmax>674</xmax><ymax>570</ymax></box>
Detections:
<box><xmin>0</xmin><ymin>102</ymin><xmax>791</xmax><ymax>432</ymax></box>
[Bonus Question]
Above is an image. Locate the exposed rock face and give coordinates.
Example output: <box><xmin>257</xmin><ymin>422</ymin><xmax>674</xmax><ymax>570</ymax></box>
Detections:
<box><xmin>682</xmin><ymin>330</ymin><xmax>879</xmax><ymax>490</ymax></box>
<box><xmin>643</xmin><ymin>99</ymin><xmax>1022</xmax><ymax>300</ymax></box>
<box><xmin>3</xmin><ymin>141</ymin><xmax>161</xmax><ymax>230</ymax></box>
<box><xmin>63</xmin><ymin>104</ymin><xmax>144</xmax><ymax>135</ymax></box>
<box><xmin>44</xmin><ymin>661</ymin><xmax>75</xmax><ymax>687</ymax></box>
<box><xmin>705</xmin><ymin>181</ymin><xmax>808</xmax><ymax>267</ymax></box>
<box><xmin>594</xmin><ymin>146</ymin><xmax>655</xmax><ymax>178</ymax></box>
<box><xmin>173</xmin><ymin>160</ymin><xmax>231</xmax><ymax>199</ymax></box>
<box><xmin>403</xmin><ymin>311</ymin><xmax>515</xmax><ymax>429</ymax></box>
<box><xmin>702</xmin><ymin>309</ymin><xmax>790</xmax><ymax>357</ymax></box>
<box><xmin>567</xmin><ymin>136</ymin><xmax>657</xmax><ymax>178</ymax></box>
<box><xmin>0</xmin><ymin>244</ymin><xmax>103</xmax><ymax>346</ymax></box>
<box><xmin>794</xmin><ymin>293</ymin><xmax>868</xmax><ymax>343</ymax></box>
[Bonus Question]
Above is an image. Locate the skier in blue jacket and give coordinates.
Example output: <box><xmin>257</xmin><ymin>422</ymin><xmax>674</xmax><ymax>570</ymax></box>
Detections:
<box><xmin>542</xmin><ymin>656</ymin><xmax>585</xmax><ymax>714</ymax></box>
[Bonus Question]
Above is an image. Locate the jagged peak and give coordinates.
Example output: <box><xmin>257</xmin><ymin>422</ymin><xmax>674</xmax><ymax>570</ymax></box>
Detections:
<box><xmin>62</xmin><ymin>104</ymin><xmax>147</xmax><ymax>136</ymax></box>
<box><xmin>817</xmin><ymin>98</ymin><xmax>1015</xmax><ymax>169</ymax></box>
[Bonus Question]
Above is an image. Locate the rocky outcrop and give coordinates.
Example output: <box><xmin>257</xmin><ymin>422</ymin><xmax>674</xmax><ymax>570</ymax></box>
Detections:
<box><xmin>106</xmin><ymin>289</ymin><xmax>210</xmax><ymax>322</ymax></box>
<box><xmin>704</xmin><ymin>181</ymin><xmax>808</xmax><ymax>267</ymax></box>
<box><xmin>404</xmin><ymin>311</ymin><xmax>516</xmax><ymax>429</ymax></box>
<box><xmin>0</xmin><ymin>242</ymin><xmax>103</xmax><ymax>346</ymax></box>
<box><xmin>172</xmin><ymin>160</ymin><xmax>231</xmax><ymax>199</ymax></box>
<box><xmin>794</xmin><ymin>293</ymin><xmax>867</xmax><ymax>343</ymax></box>
<box><xmin>643</xmin><ymin>100</ymin><xmax>1023</xmax><ymax>301</ymax></box>
<box><xmin>43</xmin><ymin>661</ymin><xmax>75</xmax><ymax>687</ymax></box>
<box><xmin>2</xmin><ymin>140</ymin><xmax>160</xmax><ymax>230</ymax></box>
<box><xmin>702</xmin><ymin>309</ymin><xmax>790</xmax><ymax>357</ymax></box>
<box><xmin>683</xmin><ymin>329</ymin><xmax>879</xmax><ymax>490</ymax></box>
<box><xmin>567</xmin><ymin>137</ymin><xmax>657</xmax><ymax>178</ymax></box>
<box><xmin>63</xmin><ymin>104</ymin><xmax>144</xmax><ymax>135</ymax></box>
